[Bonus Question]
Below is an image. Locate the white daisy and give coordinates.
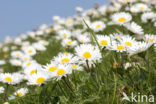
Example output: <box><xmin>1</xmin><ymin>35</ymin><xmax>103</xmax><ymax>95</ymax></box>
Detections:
<box><xmin>58</xmin><ymin>30</ymin><xmax>71</xmax><ymax>39</ymax></box>
<box><xmin>14</xmin><ymin>88</ymin><xmax>28</xmax><ymax>97</ymax></box>
<box><xmin>124</xmin><ymin>22</ymin><xmax>144</xmax><ymax>35</ymax></box>
<box><xmin>11</xmin><ymin>51</ymin><xmax>23</xmax><ymax>59</ymax></box>
<box><xmin>55</xmin><ymin>64</ymin><xmax>72</xmax><ymax>80</ymax></box>
<box><xmin>141</xmin><ymin>12</ymin><xmax>156</xmax><ymax>23</ymax></box>
<box><xmin>32</xmin><ymin>43</ymin><xmax>46</xmax><ymax>51</ymax></box>
<box><xmin>23</xmin><ymin>46</ymin><xmax>36</xmax><ymax>56</ymax></box>
<box><xmin>111</xmin><ymin>12</ymin><xmax>132</xmax><ymax>25</ymax></box>
<box><xmin>97</xmin><ymin>35</ymin><xmax>111</xmax><ymax>48</ymax></box>
<box><xmin>135</xmin><ymin>3</ymin><xmax>150</xmax><ymax>12</ymax></box>
<box><xmin>76</xmin><ymin>34</ymin><xmax>91</xmax><ymax>44</ymax></box>
<box><xmin>91</xmin><ymin>21</ymin><xmax>106</xmax><ymax>32</ymax></box>
<box><xmin>0</xmin><ymin>87</ymin><xmax>4</xmax><ymax>94</ymax></box>
<box><xmin>10</xmin><ymin>59</ymin><xmax>22</xmax><ymax>66</ymax></box>
<box><xmin>0</xmin><ymin>73</ymin><xmax>23</xmax><ymax>85</ymax></box>
<box><xmin>144</xmin><ymin>34</ymin><xmax>156</xmax><ymax>43</ymax></box>
<box><xmin>61</xmin><ymin>38</ymin><xmax>77</xmax><ymax>47</ymax></box>
<box><xmin>75</xmin><ymin>44</ymin><xmax>101</xmax><ymax>61</ymax></box>
<box><xmin>54</xmin><ymin>53</ymin><xmax>79</xmax><ymax>64</ymax></box>
<box><xmin>27</xmin><ymin>71</ymin><xmax>48</xmax><ymax>85</ymax></box>
<box><xmin>24</xmin><ymin>64</ymin><xmax>41</xmax><ymax>76</ymax></box>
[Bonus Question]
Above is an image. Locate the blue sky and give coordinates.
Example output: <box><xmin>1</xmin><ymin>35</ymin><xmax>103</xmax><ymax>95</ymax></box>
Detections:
<box><xmin>0</xmin><ymin>0</ymin><xmax>109</xmax><ymax>40</ymax></box>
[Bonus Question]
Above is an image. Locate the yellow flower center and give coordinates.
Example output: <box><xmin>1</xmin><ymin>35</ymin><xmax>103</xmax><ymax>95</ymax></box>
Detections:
<box><xmin>96</xmin><ymin>24</ymin><xmax>101</xmax><ymax>28</ymax></box>
<box><xmin>83</xmin><ymin>52</ymin><xmax>91</xmax><ymax>59</ymax></box>
<box><xmin>36</xmin><ymin>77</ymin><xmax>45</xmax><ymax>84</ymax></box>
<box><xmin>63</xmin><ymin>33</ymin><xmax>67</xmax><ymax>37</ymax></box>
<box><xmin>117</xmin><ymin>45</ymin><xmax>125</xmax><ymax>50</ymax></box>
<box><xmin>57</xmin><ymin>69</ymin><xmax>66</xmax><ymax>75</ymax></box>
<box><xmin>16</xmin><ymin>53</ymin><xmax>20</xmax><ymax>57</ymax></box>
<box><xmin>100</xmin><ymin>40</ymin><xmax>108</xmax><ymax>45</ymax></box>
<box><xmin>42</xmin><ymin>42</ymin><xmax>46</xmax><ymax>46</ymax></box>
<box><xmin>125</xmin><ymin>42</ymin><xmax>132</xmax><ymax>46</ymax></box>
<box><xmin>61</xmin><ymin>58</ymin><xmax>70</xmax><ymax>63</ymax></box>
<box><xmin>27</xmin><ymin>62</ymin><xmax>32</xmax><ymax>66</ymax></box>
<box><xmin>30</xmin><ymin>70</ymin><xmax>36</xmax><ymax>75</ymax></box>
<box><xmin>148</xmin><ymin>38</ymin><xmax>154</xmax><ymax>42</ymax></box>
<box><xmin>49</xmin><ymin>66</ymin><xmax>57</xmax><ymax>71</ymax></box>
<box><xmin>117</xmin><ymin>35</ymin><xmax>122</xmax><ymax>39</ymax></box>
<box><xmin>5</xmin><ymin>77</ymin><xmax>12</xmax><ymax>82</ymax></box>
<box><xmin>18</xmin><ymin>92</ymin><xmax>22</xmax><ymax>97</ymax></box>
<box><xmin>24</xmin><ymin>57</ymin><xmax>28</xmax><ymax>61</ymax></box>
<box><xmin>64</xmin><ymin>52</ymin><xmax>68</xmax><ymax>55</ymax></box>
<box><xmin>67</xmin><ymin>41</ymin><xmax>72</xmax><ymax>45</ymax></box>
<box><xmin>15</xmin><ymin>62</ymin><xmax>20</xmax><ymax>65</ymax></box>
<box><xmin>96</xmin><ymin>25</ymin><xmax>101</xmax><ymax>28</ymax></box>
<box><xmin>49</xmin><ymin>27</ymin><xmax>53</xmax><ymax>33</ymax></box>
<box><xmin>28</xmin><ymin>50</ymin><xmax>32</xmax><ymax>53</ymax></box>
<box><xmin>4</xmin><ymin>54</ymin><xmax>8</xmax><ymax>58</ymax></box>
<box><xmin>67</xmin><ymin>19</ymin><xmax>71</xmax><ymax>24</ymax></box>
<box><xmin>118</xmin><ymin>17</ymin><xmax>126</xmax><ymax>22</ymax></box>
<box><xmin>72</xmin><ymin>65</ymin><xmax>77</xmax><ymax>69</ymax></box>
<box><xmin>140</xmin><ymin>6</ymin><xmax>144</xmax><ymax>10</ymax></box>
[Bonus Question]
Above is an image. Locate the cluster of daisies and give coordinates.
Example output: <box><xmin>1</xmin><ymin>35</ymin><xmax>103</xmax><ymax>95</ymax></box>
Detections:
<box><xmin>0</xmin><ymin>0</ymin><xmax>156</xmax><ymax>102</ymax></box>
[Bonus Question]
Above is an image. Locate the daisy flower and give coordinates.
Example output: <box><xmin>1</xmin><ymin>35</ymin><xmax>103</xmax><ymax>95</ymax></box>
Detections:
<box><xmin>0</xmin><ymin>87</ymin><xmax>4</xmax><ymax>94</ymax></box>
<box><xmin>76</xmin><ymin>7</ymin><xmax>83</xmax><ymax>13</ymax></box>
<box><xmin>128</xmin><ymin>41</ymin><xmax>153</xmax><ymax>54</ymax></box>
<box><xmin>76</xmin><ymin>34</ymin><xmax>91</xmax><ymax>44</ymax></box>
<box><xmin>135</xmin><ymin>3</ymin><xmax>150</xmax><ymax>12</ymax></box>
<box><xmin>0</xmin><ymin>73</ymin><xmax>23</xmax><ymax>85</ymax></box>
<box><xmin>141</xmin><ymin>12</ymin><xmax>156</xmax><ymax>23</ymax></box>
<box><xmin>144</xmin><ymin>34</ymin><xmax>156</xmax><ymax>43</ymax></box>
<box><xmin>130</xmin><ymin>5</ymin><xmax>140</xmax><ymax>13</ymax></box>
<box><xmin>11</xmin><ymin>51</ymin><xmax>23</xmax><ymax>59</ymax></box>
<box><xmin>22</xmin><ymin>60</ymin><xmax>37</xmax><ymax>68</ymax></box>
<box><xmin>32</xmin><ymin>43</ymin><xmax>46</xmax><ymax>51</ymax></box>
<box><xmin>97</xmin><ymin>35</ymin><xmax>111</xmax><ymax>48</ymax></box>
<box><xmin>54</xmin><ymin>53</ymin><xmax>79</xmax><ymax>64</ymax></box>
<box><xmin>120</xmin><ymin>36</ymin><xmax>137</xmax><ymax>48</ymax></box>
<box><xmin>58</xmin><ymin>30</ymin><xmax>71</xmax><ymax>39</ymax></box>
<box><xmin>124</xmin><ymin>22</ymin><xmax>144</xmax><ymax>35</ymax></box>
<box><xmin>10</xmin><ymin>59</ymin><xmax>22</xmax><ymax>66</ymax></box>
<box><xmin>110</xmin><ymin>42</ymin><xmax>126</xmax><ymax>52</ymax></box>
<box><xmin>27</xmin><ymin>71</ymin><xmax>48</xmax><ymax>85</ymax></box>
<box><xmin>111</xmin><ymin>12</ymin><xmax>132</xmax><ymax>25</ymax></box>
<box><xmin>0</xmin><ymin>60</ymin><xmax>6</xmax><ymax>65</ymax></box>
<box><xmin>20</xmin><ymin>54</ymin><xmax>32</xmax><ymax>62</ymax></box>
<box><xmin>75</xmin><ymin>44</ymin><xmax>101</xmax><ymax>61</ymax></box>
<box><xmin>23</xmin><ymin>46</ymin><xmax>36</xmax><ymax>56</ymax></box>
<box><xmin>110</xmin><ymin>33</ymin><xmax>124</xmax><ymax>40</ymax></box>
<box><xmin>14</xmin><ymin>88</ymin><xmax>28</xmax><ymax>97</ymax></box>
<box><xmin>24</xmin><ymin>64</ymin><xmax>41</xmax><ymax>76</ymax></box>
<box><xmin>91</xmin><ymin>21</ymin><xmax>106</xmax><ymax>32</ymax></box>
<box><xmin>61</xmin><ymin>38</ymin><xmax>77</xmax><ymax>47</ymax></box>
<box><xmin>42</xmin><ymin>61</ymin><xmax>58</xmax><ymax>78</ymax></box>
<box><xmin>65</xmin><ymin>18</ymin><xmax>74</xmax><ymax>27</ymax></box>
<box><xmin>55</xmin><ymin>64</ymin><xmax>72</xmax><ymax>80</ymax></box>
<box><xmin>38</xmin><ymin>40</ymin><xmax>49</xmax><ymax>46</ymax></box>
<box><xmin>71</xmin><ymin>64</ymin><xmax>83</xmax><ymax>71</ymax></box>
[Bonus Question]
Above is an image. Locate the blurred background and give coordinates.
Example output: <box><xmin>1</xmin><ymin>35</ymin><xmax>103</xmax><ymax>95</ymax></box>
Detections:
<box><xmin>0</xmin><ymin>0</ymin><xmax>109</xmax><ymax>41</ymax></box>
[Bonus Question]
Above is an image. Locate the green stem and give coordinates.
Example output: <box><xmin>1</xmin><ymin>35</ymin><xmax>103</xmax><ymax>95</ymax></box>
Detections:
<box><xmin>112</xmin><ymin>73</ymin><xmax>117</xmax><ymax>104</ymax></box>
<box><xmin>4</xmin><ymin>84</ymin><xmax>9</xmax><ymax>102</ymax></box>
<box><xmin>57</xmin><ymin>82</ymin><xmax>67</xmax><ymax>98</ymax></box>
<box><xmin>63</xmin><ymin>77</ymin><xmax>75</xmax><ymax>96</ymax></box>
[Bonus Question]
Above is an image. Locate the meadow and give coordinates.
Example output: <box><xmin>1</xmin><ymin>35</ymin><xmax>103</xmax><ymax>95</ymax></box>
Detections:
<box><xmin>0</xmin><ymin>0</ymin><xmax>156</xmax><ymax>104</ymax></box>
